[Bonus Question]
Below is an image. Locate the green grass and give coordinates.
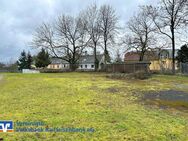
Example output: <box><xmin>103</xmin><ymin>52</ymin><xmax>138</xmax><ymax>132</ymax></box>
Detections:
<box><xmin>0</xmin><ymin>73</ymin><xmax>188</xmax><ymax>141</ymax></box>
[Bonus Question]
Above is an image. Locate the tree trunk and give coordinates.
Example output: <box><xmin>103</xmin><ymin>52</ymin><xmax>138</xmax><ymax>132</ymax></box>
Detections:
<box><xmin>70</xmin><ymin>62</ymin><xmax>77</xmax><ymax>71</ymax></box>
<box><xmin>71</xmin><ymin>44</ymin><xmax>77</xmax><ymax>71</ymax></box>
<box><xmin>94</xmin><ymin>43</ymin><xmax>98</xmax><ymax>71</ymax></box>
<box><xmin>104</xmin><ymin>40</ymin><xmax>107</xmax><ymax>70</ymax></box>
<box><xmin>171</xmin><ymin>27</ymin><xmax>176</xmax><ymax>74</ymax></box>
<box><xmin>139</xmin><ymin>50</ymin><xmax>145</xmax><ymax>61</ymax></box>
<box><xmin>139</xmin><ymin>54</ymin><xmax>144</xmax><ymax>61</ymax></box>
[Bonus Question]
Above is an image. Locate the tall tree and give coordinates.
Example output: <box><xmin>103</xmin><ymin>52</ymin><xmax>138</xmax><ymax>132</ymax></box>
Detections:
<box><xmin>84</xmin><ymin>4</ymin><xmax>102</xmax><ymax>71</ymax></box>
<box><xmin>32</xmin><ymin>14</ymin><xmax>90</xmax><ymax>71</ymax></box>
<box><xmin>124</xmin><ymin>6</ymin><xmax>157</xmax><ymax>61</ymax></box>
<box><xmin>35</xmin><ymin>48</ymin><xmax>51</xmax><ymax>68</ymax></box>
<box><xmin>114</xmin><ymin>49</ymin><xmax>122</xmax><ymax>63</ymax></box>
<box><xmin>176</xmin><ymin>44</ymin><xmax>188</xmax><ymax>63</ymax></box>
<box><xmin>99</xmin><ymin>5</ymin><xmax>118</xmax><ymax>66</ymax></box>
<box><xmin>147</xmin><ymin>0</ymin><xmax>188</xmax><ymax>73</ymax></box>
<box><xmin>0</xmin><ymin>62</ymin><xmax>5</xmax><ymax>69</ymax></box>
<box><xmin>17</xmin><ymin>50</ymin><xmax>28</xmax><ymax>70</ymax></box>
<box><xmin>56</xmin><ymin>14</ymin><xmax>90</xmax><ymax>70</ymax></box>
<box><xmin>27</xmin><ymin>52</ymin><xmax>33</xmax><ymax>69</ymax></box>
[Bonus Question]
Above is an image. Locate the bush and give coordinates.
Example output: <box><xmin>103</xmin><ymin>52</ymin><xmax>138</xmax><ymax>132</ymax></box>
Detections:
<box><xmin>107</xmin><ymin>71</ymin><xmax>151</xmax><ymax>80</ymax></box>
<box><xmin>106</xmin><ymin>73</ymin><xmax>127</xmax><ymax>79</ymax></box>
<box><xmin>128</xmin><ymin>71</ymin><xmax>151</xmax><ymax>80</ymax></box>
<box><xmin>39</xmin><ymin>69</ymin><xmax>71</xmax><ymax>73</ymax></box>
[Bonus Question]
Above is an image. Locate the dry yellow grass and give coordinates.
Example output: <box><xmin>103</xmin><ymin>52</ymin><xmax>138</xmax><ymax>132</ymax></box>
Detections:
<box><xmin>0</xmin><ymin>73</ymin><xmax>187</xmax><ymax>141</ymax></box>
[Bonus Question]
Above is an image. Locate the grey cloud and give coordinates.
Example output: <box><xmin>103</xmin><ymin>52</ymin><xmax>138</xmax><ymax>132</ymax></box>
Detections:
<box><xmin>0</xmin><ymin>0</ymin><xmax>155</xmax><ymax>63</ymax></box>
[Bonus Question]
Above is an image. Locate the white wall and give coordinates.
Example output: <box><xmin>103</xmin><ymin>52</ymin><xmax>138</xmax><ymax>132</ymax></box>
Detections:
<box><xmin>78</xmin><ymin>64</ymin><xmax>95</xmax><ymax>70</ymax></box>
<box><xmin>22</xmin><ymin>69</ymin><xmax>40</xmax><ymax>74</ymax></box>
<box><xmin>47</xmin><ymin>64</ymin><xmax>70</xmax><ymax>69</ymax></box>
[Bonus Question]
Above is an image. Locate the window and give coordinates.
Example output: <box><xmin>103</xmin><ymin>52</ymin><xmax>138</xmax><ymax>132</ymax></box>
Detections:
<box><xmin>57</xmin><ymin>65</ymin><xmax>59</xmax><ymax>69</ymax></box>
<box><xmin>64</xmin><ymin>64</ymin><xmax>66</xmax><ymax>68</ymax></box>
<box><xmin>160</xmin><ymin>50</ymin><xmax>169</xmax><ymax>59</ymax></box>
<box><xmin>80</xmin><ymin>65</ymin><xmax>83</xmax><ymax>68</ymax></box>
<box><xmin>85</xmin><ymin>65</ymin><xmax>87</xmax><ymax>68</ymax></box>
<box><xmin>91</xmin><ymin>65</ymin><xmax>94</xmax><ymax>68</ymax></box>
<box><xmin>161</xmin><ymin>53</ymin><xmax>168</xmax><ymax>59</ymax></box>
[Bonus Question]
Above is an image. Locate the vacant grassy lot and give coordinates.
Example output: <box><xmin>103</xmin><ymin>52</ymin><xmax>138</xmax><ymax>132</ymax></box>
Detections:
<box><xmin>0</xmin><ymin>73</ymin><xmax>188</xmax><ymax>141</ymax></box>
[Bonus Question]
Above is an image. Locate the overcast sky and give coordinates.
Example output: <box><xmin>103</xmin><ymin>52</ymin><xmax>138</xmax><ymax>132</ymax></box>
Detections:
<box><xmin>0</xmin><ymin>0</ymin><xmax>156</xmax><ymax>63</ymax></box>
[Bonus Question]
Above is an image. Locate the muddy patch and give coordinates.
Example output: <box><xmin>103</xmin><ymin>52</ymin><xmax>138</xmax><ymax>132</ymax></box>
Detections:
<box><xmin>89</xmin><ymin>86</ymin><xmax>100</xmax><ymax>91</ymax></box>
<box><xmin>143</xmin><ymin>90</ymin><xmax>188</xmax><ymax>110</ymax></box>
<box><xmin>89</xmin><ymin>86</ymin><xmax>121</xmax><ymax>94</ymax></box>
<box><xmin>105</xmin><ymin>87</ymin><xmax>120</xmax><ymax>93</ymax></box>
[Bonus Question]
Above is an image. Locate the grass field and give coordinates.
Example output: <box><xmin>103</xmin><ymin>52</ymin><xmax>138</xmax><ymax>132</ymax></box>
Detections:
<box><xmin>0</xmin><ymin>73</ymin><xmax>188</xmax><ymax>141</ymax></box>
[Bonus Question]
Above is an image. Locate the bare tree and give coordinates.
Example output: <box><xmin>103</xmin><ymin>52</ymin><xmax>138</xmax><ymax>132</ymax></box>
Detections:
<box><xmin>114</xmin><ymin>49</ymin><xmax>122</xmax><ymax>63</ymax></box>
<box><xmin>84</xmin><ymin>4</ymin><xmax>102</xmax><ymax>71</ymax></box>
<box><xmin>32</xmin><ymin>23</ymin><xmax>59</xmax><ymax>56</ymax></box>
<box><xmin>32</xmin><ymin>14</ymin><xmax>90</xmax><ymax>71</ymax></box>
<box><xmin>99</xmin><ymin>5</ymin><xmax>118</xmax><ymax>66</ymax></box>
<box><xmin>180</xmin><ymin>27</ymin><xmax>188</xmax><ymax>43</ymax></box>
<box><xmin>124</xmin><ymin>6</ymin><xmax>157</xmax><ymax>61</ymax></box>
<box><xmin>147</xmin><ymin>0</ymin><xmax>188</xmax><ymax>74</ymax></box>
<box><xmin>56</xmin><ymin>14</ymin><xmax>90</xmax><ymax>70</ymax></box>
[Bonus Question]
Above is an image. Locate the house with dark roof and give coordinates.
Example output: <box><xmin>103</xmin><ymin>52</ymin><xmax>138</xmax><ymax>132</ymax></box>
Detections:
<box><xmin>47</xmin><ymin>58</ymin><xmax>69</xmax><ymax>70</ymax></box>
<box><xmin>77</xmin><ymin>54</ymin><xmax>104</xmax><ymax>70</ymax></box>
<box><xmin>47</xmin><ymin>54</ymin><xmax>105</xmax><ymax>71</ymax></box>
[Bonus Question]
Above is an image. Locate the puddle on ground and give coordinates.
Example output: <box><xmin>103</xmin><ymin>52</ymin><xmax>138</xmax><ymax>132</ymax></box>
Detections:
<box><xmin>143</xmin><ymin>90</ymin><xmax>188</xmax><ymax>110</ymax></box>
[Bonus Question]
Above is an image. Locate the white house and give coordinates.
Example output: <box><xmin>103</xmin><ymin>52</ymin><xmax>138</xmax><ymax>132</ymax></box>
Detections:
<box><xmin>77</xmin><ymin>54</ymin><xmax>105</xmax><ymax>71</ymax></box>
<box><xmin>47</xmin><ymin>54</ymin><xmax>105</xmax><ymax>71</ymax></box>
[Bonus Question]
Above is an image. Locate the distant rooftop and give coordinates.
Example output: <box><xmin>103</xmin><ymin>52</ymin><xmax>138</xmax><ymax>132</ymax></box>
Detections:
<box><xmin>50</xmin><ymin>54</ymin><xmax>104</xmax><ymax>64</ymax></box>
<box><xmin>124</xmin><ymin>48</ymin><xmax>179</xmax><ymax>61</ymax></box>
<box><xmin>79</xmin><ymin>54</ymin><xmax>103</xmax><ymax>64</ymax></box>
